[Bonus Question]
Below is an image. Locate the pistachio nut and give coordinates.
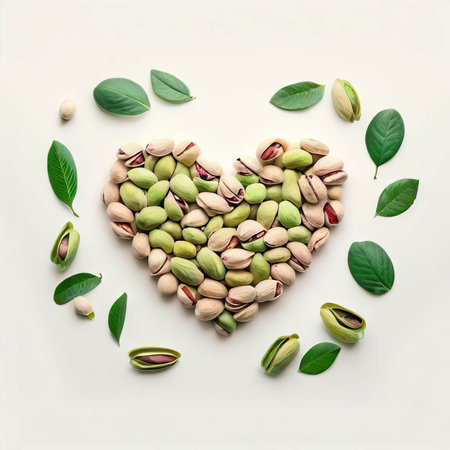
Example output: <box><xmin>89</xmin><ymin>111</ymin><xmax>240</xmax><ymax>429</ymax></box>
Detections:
<box><xmin>144</xmin><ymin>154</ymin><xmax>158</xmax><ymax>171</ymax></box>
<box><xmin>259</xmin><ymin>165</ymin><xmax>284</xmax><ymax>185</ymax></box>
<box><xmin>300</xmin><ymin>203</ymin><xmax>325</xmax><ymax>230</ymax></box>
<box><xmin>282</xmin><ymin>149</ymin><xmax>313</xmax><ymax>170</ymax></box>
<box><xmin>256</xmin><ymin>200</ymin><xmax>279</xmax><ymax>229</ymax></box>
<box><xmin>73</xmin><ymin>296</ymin><xmax>95</xmax><ymax>320</ymax></box>
<box><xmin>221</xmin><ymin>248</ymin><xmax>254</xmax><ymax>269</ymax></box>
<box><xmin>278</xmin><ymin>200</ymin><xmax>301</xmax><ymax>228</ymax></box>
<box><xmin>136</xmin><ymin>206</ymin><xmax>168</xmax><ymax>231</ymax></box>
<box><xmin>233</xmin><ymin>155</ymin><xmax>262</xmax><ymax>176</ymax></box>
<box><xmin>159</xmin><ymin>220</ymin><xmax>182</xmax><ymax>240</ymax></box>
<box><xmin>227</xmin><ymin>285</ymin><xmax>257</xmax><ymax>304</ymax></box>
<box><xmin>255</xmin><ymin>279</ymin><xmax>283</xmax><ymax>302</ymax></box>
<box><xmin>154</xmin><ymin>154</ymin><xmax>176</xmax><ymax>180</ymax></box>
<box><xmin>281</xmin><ymin>169</ymin><xmax>302</xmax><ymax>207</ymax></box>
<box><xmin>327</xmin><ymin>185</ymin><xmax>343</xmax><ymax>200</ymax></box>
<box><xmin>308</xmin><ymin>227</ymin><xmax>330</xmax><ymax>252</ymax></box>
<box><xmin>171</xmin><ymin>257</ymin><xmax>204</xmax><ymax>286</ymax></box>
<box><xmin>320</xmin><ymin>302</ymin><xmax>366</xmax><ymax>343</ymax></box>
<box><xmin>312</xmin><ymin>156</ymin><xmax>348</xmax><ymax>185</ymax></box>
<box><xmin>235</xmin><ymin>173</ymin><xmax>259</xmax><ymax>187</ymax></box>
<box><xmin>110</xmin><ymin>220</ymin><xmax>136</xmax><ymax>239</ymax></box>
<box><xmin>157</xmin><ymin>273</ymin><xmax>179</xmax><ymax>295</ymax></box>
<box><xmin>217</xmin><ymin>174</ymin><xmax>245</xmax><ymax>205</ymax></box>
<box><xmin>270</xmin><ymin>263</ymin><xmax>296</xmax><ymax>286</ymax></box>
<box><xmin>300</xmin><ymin>138</ymin><xmax>330</xmax><ymax>160</ymax></box>
<box><xmin>236</xmin><ymin>220</ymin><xmax>266</xmax><ymax>243</ymax></box>
<box><xmin>331</xmin><ymin>79</ymin><xmax>361</xmax><ymax>123</ymax></box>
<box><xmin>208</xmin><ymin>228</ymin><xmax>239</xmax><ymax>252</ymax></box>
<box><xmin>117</xmin><ymin>142</ymin><xmax>144</xmax><ymax>161</ymax></box>
<box><xmin>263</xmin><ymin>247</ymin><xmax>291</xmax><ymax>264</ymax></box>
<box><xmin>191</xmin><ymin>156</ymin><xmax>222</xmax><ymax>180</ymax></box>
<box><xmin>263</xmin><ymin>227</ymin><xmax>289</xmax><ymax>248</ymax></box>
<box><xmin>145</xmin><ymin>138</ymin><xmax>175</xmax><ymax>157</ymax></box>
<box><xmin>148</xmin><ymin>229</ymin><xmax>174</xmax><ymax>253</ymax></box>
<box><xmin>147</xmin><ymin>180</ymin><xmax>170</xmax><ymax>206</ymax></box>
<box><xmin>225</xmin><ymin>270</ymin><xmax>253</xmax><ymax>287</ymax></box>
<box><xmin>244</xmin><ymin>183</ymin><xmax>267</xmax><ymax>204</ymax></box>
<box><xmin>256</xmin><ymin>138</ymin><xmax>289</xmax><ymax>162</ymax></box>
<box><xmin>127</xmin><ymin>167</ymin><xmax>158</xmax><ymax>189</ymax></box>
<box><xmin>50</xmin><ymin>222</ymin><xmax>80</xmax><ymax>271</ymax></box>
<box><xmin>287</xmin><ymin>225</ymin><xmax>312</xmax><ymax>244</ymax></box>
<box><xmin>177</xmin><ymin>284</ymin><xmax>201</xmax><ymax>308</ymax></box>
<box><xmin>197</xmin><ymin>248</ymin><xmax>226</xmax><ymax>280</ymax></box>
<box><xmin>173</xmin><ymin>161</ymin><xmax>191</xmax><ymax>178</ymax></box>
<box><xmin>173</xmin><ymin>141</ymin><xmax>201</xmax><ymax>166</ymax></box>
<box><xmin>261</xmin><ymin>333</ymin><xmax>300</xmax><ymax>375</ymax></box>
<box><xmin>286</xmin><ymin>242</ymin><xmax>312</xmax><ymax>272</ymax></box>
<box><xmin>132</xmin><ymin>232</ymin><xmax>151</xmax><ymax>259</ymax></box>
<box><xmin>196</xmin><ymin>192</ymin><xmax>233</xmax><ymax>216</ymax></box>
<box><xmin>172</xmin><ymin>241</ymin><xmax>196</xmax><ymax>259</ymax></box>
<box><xmin>169</xmin><ymin>174</ymin><xmax>199</xmax><ymax>203</ymax></box>
<box><xmin>59</xmin><ymin>98</ymin><xmax>76</xmax><ymax>120</ymax></box>
<box><xmin>128</xmin><ymin>346</ymin><xmax>181</xmax><ymax>371</ymax></box>
<box><xmin>204</xmin><ymin>216</ymin><xmax>224</xmax><ymax>238</ymax></box>
<box><xmin>107</xmin><ymin>202</ymin><xmax>135</xmax><ymax>239</ymax></box>
<box><xmin>164</xmin><ymin>191</ymin><xmax>189</xmax><ymax>221</ymax></box>
<box><xmin>180</xmin><ymin>209</ymin><xmax>209</xmax><ymax>228</ymax></box>
<box><xmin>233</xmin><ymin>302</ymin><xmax>259</xmax><ymax>322</ymax></box>
<box><xmin>323</xmin><ymin>200</ymin><xmax>344</xmax><ymax>227</ymax></box>
<box><xmin>249</xmin><ymin>253</ymin><xmax>271</xmax><ymax>285</ymax></box>
<box><xmin>214</xmin><ymin>310</ymin><xmax>236</xmax><ymax>336</ymax></box>
<box><xmin>248</xmin><ymin>203</ymin><xmax>259</xmax><ymax>220</ymax></box>
<box><xmin>193</xmin><ymin>177</ymin><xmax>218</xmax><ymax>193</ymax></box>
<box><xmin>195</xmin><ymin>298</ymin><xmax>224</xmax><ymax>321</ymax></box>
<box><xmin>182</xmin><ymin>227</ymin><xmax>207</xmax><ymax>245</ymax></box>
<box><xmin>120</xmin><ymin>181</ymin><xmax>147</xmax><ymax>211</ymax></box>
<box><xmin>265</xmin><ymin>184</ymin><xmax>283</xmax><ymax>202</ymax></box>
<box><xmin>198</xmin><ymin>278</ymin><xmax>228</xmax><ymax>299</ymax></box>
<box><xmin>223</xmin><ymin>202</ymin><xmax>250</xmax><ymax>227</ymax></box>
<box><xmin>102</xmin><ymin>181</ymin><xmax>120</xmax><ymax>205</ymax></box>
<box><xmin>299</xmin><ymin>174</ymin><xmax>328</xmax><ymax>204</ymax></box>
<box><xmin>148</xmin><ymin>249</ymin><xmax>171</xmax><ymax>276</ymax></box>
<box><xmin>109</xmin><ymin>159</ymin><xmax>129</xmax><ymax>183</ymax></box>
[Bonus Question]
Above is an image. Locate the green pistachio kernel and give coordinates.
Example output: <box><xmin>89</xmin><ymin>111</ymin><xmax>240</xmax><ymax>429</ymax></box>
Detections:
<box><xmin>171</xmin><ymin>257</ymin><xmax>204</xmax><ymax>286</ymax></box>
<box><xmin>136</xmin><ymin>206</ymin><xmax>168</xmax><ymax>231</ymax></box>
<box><xmin>265</xmin><ymin>185</ymin><xmax>283</xmax><ymax>203</ymax></box>
<box><xmin>193</xmin><ymin>177</ymin><xmax>218</xmax><ymax>193</ymax></box>
<box><xmin>256</xmin><ymin>200</ymin><xmax>279</xmax><ymax>229</ymax></box>
<box><xmin>173</xmin><ymin>241</ymin><xmax>197</xmax><ymax>259</ymax></box>
<box><xmin>244</xmin><ymin>183</ymin><xmax>267</xmax><ymax>204</ymax></box>
<box><xmin>282</xmin><ymin>149</ymin><xmax>313</xmax><ymax>169</ymax></box>
<box><xmin>154</xmin><ymin>154</ymin><xmax>176</xmax><ymax>180</ymax></box>
<box><xmin>249</xmin><ymin>253</ymin><xmax>271</xmax><ymax>285</ymax></box>
<box><xmin>127</xmin><ymin>167</ymin><xmax>158</xmax><ymax>189</ymax></box>
<box><xmin>225</xmin><ymin>270</ymin><xmax>253</xmax><ymax>287</ymax></box>
<box><xmin>281</xmin><ymin>169</ymin><xmax>302</xmax><ymax>208</ymax></box>
<box><xmin>235</xmin><ymin>173</ymin><xmax>260</xmax><ymax>187</ymax></box>
<box><xmin>170</xmin><ymin>174</ymin><xmax>199</xmax><ymax>203</ymax></box>
<box><xmin>159</xmin><ymin>220</ymin><xmax>183</xmax><ymax>240</ymax></box>
<box><xmin>147</xmin><ymin>180</ymin><xmax>170</xmax><ymax>206</ymax></box>
<box><xmin>287</xmin><ymin>226</ymin><xmax>311</xmax><ymax>243</ymax></box>
<box><xmin>204</xmin><ymin>216</ymin><xmax>224</xmax><ymax>238</ymax></box>
<box><xmin>148</xmin><ymin>229</ymin><xmax>174</xmax><ymax>253</ymax></box>
<box><xmin>182</xmin><ymin>227</ymin><xmax>207</xmax><ymax>245</ymax></box>
<box><xmin>278</xmin><ymin>200</ymin><xmax>301</xmax><ymax>228</ymax></box>
<box><xmin>120</xmin><ymin>181</ymin><xmax>147</xmax><ymax>211</ymax></box>
<box><xmin>223</xmin><ymin>202</ymin><xmax>250</xmax><ymax>227</ymax></box>
<box><xmin>197</xmin><ymin>248</ymin><xmax>226</xmax><ymax>280</ymax></box>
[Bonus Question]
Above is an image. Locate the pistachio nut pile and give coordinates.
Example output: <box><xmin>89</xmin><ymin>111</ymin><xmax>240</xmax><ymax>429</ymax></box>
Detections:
<box><xmin>103</xmin><ymin>137</ymin><xmax>347</xmax><ymax>336</ymax></box>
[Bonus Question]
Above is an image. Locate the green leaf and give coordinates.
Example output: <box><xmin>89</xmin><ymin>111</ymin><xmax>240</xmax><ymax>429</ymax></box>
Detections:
<box><xmin>47</xmin><ymin>140</ymin><xmax>78</xmax><ymax>217</ymax></box>
<box><xmin>270</xmin><ymin>81</ymin><xmax>325</xmax><ymax>111</ymax></box>
<box><xmin>53</xmin><ymin>273</ymin><xmax>102</xmax><ymax>305</ymax></box>
<box><xmin>365</xmin><ymin>109</ymin><xmax>405</xmax><ymax>178</ymax></box>
<box><xmin>108</xmin><ymin>293</ymin><xmax>127</xmax><ymax>346</ymax></box>
<box><xmin>150</xmin><ymin>69</ymin><xmax>195</xmax><ymax>104</ymax></box>
<box><xmin>376</xmin><ymin>178</ymin><xmax>419</xmax><ymax>217</ymax></box>
<box><xmin>299</xmin><ymin>342</ymin><xmax>341</xmax><ymax>375</ymax></box>
<box><xmin>93</xmin><ymin>78</ymin><xmax>150</xmax><ymax>115</ymax></box>
<box><xmin>348</xmin><ymin>241</ymin><xmax>394</xmax><ymax>295</ymax></box>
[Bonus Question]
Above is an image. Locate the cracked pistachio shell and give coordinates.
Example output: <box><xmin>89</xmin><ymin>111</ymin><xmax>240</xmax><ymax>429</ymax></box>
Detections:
<box><xmin>147</xmin><ymin>180</ymin><xmax>170</xmax><ymax>206</ymax></box>
<box><xmin>256</xmin><ymin>138</ymin><xmax>289</xmax><ymax>162</ymax></box>
<box><xmin>173</xmin><ymin>141</ymin><xmax>201</xmax><ymax>166</ymax></box>
<box><xmin>173</xmin><ymin>241</ymin><xmax>197</xmax><ymax>259</ymax></box>
<box><xmin>127</xmin><ymin>167</ymin><xmax>158</xmax><ymax>189</ymax></box>
<box><xmin>110</xmin><ymin>160</ymin><xmax>129</xmax><ymax>183</ymax></box>
<box><xmin>265</xmin><ymin>185</ymin><xmax>283</xmax><ymax>202</ymax></box>
<box><xmin>148</xmin><ymin>249</ymin><xmax>171</xmax><ymax>276</ymax></box>
<box><xmin>215</xmin><ymin>310</ymin><xmax>236</xmax><ymax>336</ymax></box>
<box><xmin>233</xmin><ymin>155</ymin><xmax>262</xmax><ymax>176</ymax></box>
<box><xmin>264</xmin><ymin>227</ymin><xmax>289</xmax><ymax>248</ymax></box>
<box><xmin>225</xmin><ymin>270</ymin><xmax>253</xmax><ymax>287</ymax></box>
<box><xmin>170</xmin><ymin>174</ymin><xmax>199</xmax><ymax>203</ymax></box>
<box><xmin>255</xmin><ymin>279</ymin><xmax>283</xmax><ymax>302</ymax></box>
<box><xmin>193</xmin><ymin>177</ymin><xmax>218</xmax><ymax>193</ymax></box>
<box><xmin>300</xmin><ymin>138</ymin><xmax>330</xmax><ymax>159</ymax></box>
<box><xmin>288</xmin><ymin>226</ymin><xmax>312</xmax><ymax>244</ymax></box>
<box><xmin>196</xmin><ymin>192</ymin><xmax>233</xmax><ymax>216</ymax></box>
<box><xmin>287</xmin><ymin>241</ymin><xmax>311</xmax><ymax>272</ymax></box>
<box><xmin>102</xmin><ymin>181</ymin><xmax>120</xmax><ymax>205</ymax></box>
<box><xmin>235</xmin><ymin>173</ymin><xmax>260</xmax><ymax>187</ymax></box>
<box><xmin>233</xmin><ymin>301</ymin><xmax>259</xmax><ymax>322</ymax></box>
<box><xmin>157</xmin><ymin>273</ymin><xmax>179</xmax><ymax>295</ymax></box>
<box><xmin>107</xmin><ymin>202</ymin><xmax>134</xmax><ymax>222</ymax></box>
<box><xmin>271</xmin><ymin>263</ymin><xmax>296</xmax><ymax>286</ymax></box>
<box><xmin>312</xmin><ymin>156</ymin><xmax>344</xmax><ymax>176</ymax></box>
<box><xmin>323</xmin><ymin>200</ymin><xmax>344</xmax><ymax>227</ymax></box>
<box><xmin>164</xmin><ymin>191</ymin><xmax>189</xmax><ymax>221</ymax></box>
<box><xmin>132</xmin><ymin>232</ymin><xmax>151</xmax><ymax>259</ymax></box>
<box><xmin>249</xmin><ymin>253</ymin><xmax>271</xmax><ymax>285</ymax></box>
<box><xmin>110</xmin><ymin>221</ymin><xmax>136</xmax><ymax>239</ymax></box>
<box><xmin>331</xmin><ymin>79</ymin><xmax>361</xmax><ymax>122</ymax></box>
<box><xmin>177</xmin><ymin>284</ymin><xmax>201</xmax><ymax>308</ymax></box>
<box><xmin>198</xmin><ymin>278</ymin><xmax>228</xmax><ymax>299</ymax></box>
<box><xmin>208</xmin><ymin>228</ymin><xmax>239</xmax><ymax>252</ymax></box>
<box><xmin>195</xmin><ymin>298</ymin><xmax>224</xmax><ymax>321</ymax></box>
<box><xmin>327</xmin><ymin>185</ymin><xmax>343</xmax><ymax>200</ymax></box>
<box><xmin>148</xmin><ymin>229</ymin><xmax>174</xmax><ymax>253</ymax></box>
<box><xmin>74</xmin><ymin>296</ymin><xmax>95</xmax><ymax>320</ymax></box>
<box><xmin>282</xmin><ymin>149</ymin><xmax>313</xmax><ymax>170</ymax></box>
<box><xmin>50</xmin><ymin>222</ymin><xmax>80</xmax><ymax>271</ymax></box>
<box><xmin>259</xmin><ymin>165</ymin><xmax>284</xmax><ymax>185</ymax></box>
<box><xmin>204</xmin><ymin>216</ymin><xmax>224</xmax><ymax>238</ymax></box>
<box><xmin>182</xmin><ymin>227</ymin><xmax>207</xmax><ymax>245</ymax></box>
<box><xmin>244</xmin><ymin>183</ymin><xmax>267</xmax><ymax>204</ymax></box>
<box><xmin>191</xmin><ymin>157</ymin><xmax>221</xmax><ymax>181</ymax></box>
<box><xmin>117</xmin><ymin>142</ymin><xmax>144</xmax><ymax>160</ymax></box>
<box><xmin>261</xmin><ymin>333</ymin><xmax>300</xmax><ymax>375</ymax></box>
<box><xmin>128</xmin><ymin>346</ymin><xmax>181</xmax><ymax>371</ymax></box>
<box><xmin>136</xmin><ymin>206</ymin><xmax>167</xmax><ymax>231</ymax></box>
<box><xmin>227</xmin><ymin>285</ymin><xmax>257</xmax><ymax>304</ymax></box>
<box><xmin>223</xmin><ymin>202</ymin><xmax>250</xmax><ymax>227</ymax></box>
<box><xmin>263</xmin><ymin>247</ymin><xmax>291</xmax><ymax>264</ymax></box>
<box><xmin>120</xmin><ymin>181</ymin><xmax>147</xmax><ymax>212</ymax></box>
<box><xmin>282</xmin><ymin>170</ymin><xmax>302</xmax><ymax>208</ymax></box>
<box><xmin>171</xmin><ymin>257</ymin><xmax>204</xmax><ymax>286</ymax></box>
<box><xmin>181</xmin><ymin>209</ymin><xmax>209</xmax><ymax>228</ymax></box>
<box><xmin>320</xmin><ymin>302</ymin><xmax>366</xmax><ymax>343</ymax></box>
<box><xmin>217</xmin><ymin>175</ymin><xmax>245</xmax><ymax>205</ymax></box>
<box><xmin>196</xmin><ymin>248</ymin><xmax>226</xmax><ymax>280</ymax></box>
<box><xmin>301</xmin><ymin>203</ymin><xmax>325</xmax><ymax>230</ymax></box>
<box><xmin>154</xmin><ymin>154</ymin><xmax>176</xmax><ymax>180</ymax></box>
<box><xmin>278</xmin><ymin>201</ymin><xmax>301</xmax><ymax>228</ymax></box>
<box><xmin>159</xmin><ymin>220</ymin><xmax>182</xmax><ymax>240</ymax></box>
<box><xmin>144</xmin><ymin>154</ymin><xmax>158</xmax><ymax>171</ymax></box>
<box><xmin>221</xmin><ymin>248</ymin><xmax>254</xmax><ymax>270</ymax></box>
<box><xmin>308</xmin><ymin>227</ymin><xmax>329</xmax><ymax>252</ymax></box>
<box><xmin>299</xmin><ymin>174</ymin><xmax>328</xmax><ymax>204</ymax></box>
<box><xmin>236</xmin><ymin>220</ymin><xmax>266</xmax><ymax>243</ymax></box>
<box><xmin>145</xmin><ymin>138</ymin><xmax>175</xmax><ymax>157</ymax></box>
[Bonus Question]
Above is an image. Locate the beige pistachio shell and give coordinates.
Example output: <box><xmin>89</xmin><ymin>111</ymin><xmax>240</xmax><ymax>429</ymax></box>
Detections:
<box><xmin>107</xmin><ymin>202</ymin><xmax>134</xmax><ymax>223</ymax></box>
<box><xmin>198</xmin><ymin>279</ymin><xmax>228</xmax><ymax>299</ymax></box>
<box><xmin>271</xmin><ymin>263</ymin><xmax>296</xmax><ymax>286</ymax></box>
<box><xmin>132</xmin><ymin>233</ymin><xmax>151</xmax><ymax>259</ymax></box>
<box><xmin>227</xmin><ymin>285</ymin><xmax>257</xmax><ymax>304</ymax></box>
<box><xmin>110</xmin><ymin>221</ymin><xmax>135</xmax><ymax>239</ymax></box>
<box><xmin>177</xmin><ymin>284</ymin><xmax>200</xmax><ymax>308</ymax></box>
<box><xmin>255</xmin><ymin>279</ymin><xmax>283</xmax><ymax>302</ymax></box>
<box><xmin>299</xmin><ymin>175</ymin><xmax>328</xmax><ymax>204</ymax></box>
<box><xmin>301</xmin><ymin>203</ymin><xmax>325</xmax><ymax>230</ymax></box>
<box><xmin>145</xmin><ymin>138</ymin><xmax>174</xmax><ymax>157</ymax></box>
<box><xmin>256</xmin><ymin>138</ymin><xmax>289</xmax><ymax>162</ymax></box>
<box><xmin>263</xmin><ymin>227</ymin><xmax>288</xmax><ymax>248</ymax></box>
<box><xmin>117</xmin><ymin>142</ymin><xmax>144</xmax><ymax>160</ymax></box>
<box><xmin>148</xmin><ymin>249</ymin><xmax>171</xmax><ymax>276</ymax></box>
<box><xmin>217</xmin><ymin>175</ymin><xmax>245</xmax><ymax>205</ymax></box>
<box><xmin>236</xmin><ymin>220</ymin><xmax>266</xmax><ymax>243</ymax></box>
<box><xmin>322</xmin><ymin>170</ymin><xmax>348</xmax><ymax>185</ymax></box>
<box><xmin>233</xmin><ymin>155</ymin><xmax>262</xmax><ymax>175</ymax></box>
<box><xmin>221</xmin><ymin>248</ymin><xmax>254</xmax><ymax>270</ymax></box>
<box><xmin>191</xmin><ymin>156</ymin><xmax>222</xmax><ymax>178</ymax></box>
<box><xmin>286</xmin><ymin>242</ymin><xmax>312</xmax><ymax>272</ymax></box>
<box><xmin>195</xmin><ymin>298</ymin><xmax>225</xmax><ymax>321</ymax></box>
<box><xmin>259</xmin><ymin>165</ymin><xmax>284</xmax><ymax>185</ymax></box>
<box><xmin>173</xmin><ymin>141</ymin><xmax>201</xmax><ymax>166</ymax></box>
<box><xmin>327</xmin><ymin>185</ymin><xmax>343</xmax><ymax>200</ymax></box>
<box><xmin>102</xmin><ymin>182</ymin><xmax>120</xmax><ymax>205</ymax></box>
<box><xmin>208</xmin><ymin>228</ymin><xmax>239</xmax><ymax>252</ymax></box>
<box><xmin>324</xmin><ymin>200</ymin><xmax>344</xmax><ymax>227</ymax></box>
<box><xmin>300</xmin><ymin>138</ymin><xmax>330</xmax><ymax>158</ymax></box>
<box><xmin>312</xmin><ymin>156</ymin><xmax>344</xmax><ymax>176</ymax></box>
<box><xmin>233</xmin><ymin>302</ymin><xmax>259</xmax><ymax>322</ymax></box>
<box><xmin>109</xmin><ymin>160</ymin><xmax>129</xmax><ymax>183</ymax></box>
<box><xmin>157</xmin><ymin>273</ymin><xmax>179</xmax><ymax>295</ymax></box>
<box><xmin>180</xmin><ymin>209</ymin><xmax>209</xmax><ymax>228</ymax></box>
<box><xmin>196</xmin><ymin>192</ymin><xmax>234</xmax><ymax>216</ymax></box>
<box><xmin>308</xmin><ymin>227</ymin><xmax>330</xmax><ymax>252</ymax></box>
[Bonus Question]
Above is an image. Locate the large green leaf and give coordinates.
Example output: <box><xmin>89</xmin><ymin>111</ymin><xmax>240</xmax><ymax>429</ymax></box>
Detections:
<box><xmin>93</xmin><ymin>78</ymin><xmax>150</xmax><ymax>115</ymax></box>
<box><xmin>376</xmin><ymin>178</ymin><xmax>419</xmax><ymax>217</ymax></box>
<box><xmin>53</xmin><ymin>273</ymin><xmax>102</xmax><ymax>305</ymax></box>
<box><xmin>299</xmin><ymin>342</ymin><xmax>341</xmax><ymax>375</ymax></box>
<box><xmin>108</xmin><ymin>293</ymin><xmax>127</xmax><ymax>346</ymax></box>
<box><xmin>348</xmin><ymin>241</ymin><xmax>394</xmax><ymax>295</ymax></box>
<box><xmin>270</xmin><ymin>81</ymin><xmax>325</xmax><ymax>111</ymax></box>
<box><xmin>365</xmin><ymin>109</ymin><xmax>405</xmax><ymax>178</ymax></box>
<box><xmin>151</xmin><ymin>69</ymin><xmax>194</xmax><ymax>103</ymax></box>
<box><xmin>47</xmin><ymin>140</ymin><xmax>78</xmax><ymax>217</ymax></box>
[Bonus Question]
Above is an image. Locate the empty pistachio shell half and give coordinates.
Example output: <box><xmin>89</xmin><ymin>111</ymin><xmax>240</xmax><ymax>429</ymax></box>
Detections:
<box><xmin>128</xmin><ymin>346</ymin><xmax>181</xmax><ymax>371</ymax></box>
<box><xmin>261</xmin><ymin>333</ymin><xmax>300</xmax><ymax>375</ymax></box>
<box><xmin>50</xmin><ymin>221</ymin><xmax>80</xmax><ymax>271</ymax></box>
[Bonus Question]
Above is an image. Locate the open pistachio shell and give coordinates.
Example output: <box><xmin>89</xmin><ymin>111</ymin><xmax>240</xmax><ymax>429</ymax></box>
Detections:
<box><xmin>50</xmin><ymin>222</ymin><xmax>80</xmax><ymax>271</ymax></box>
<box><xmin>261</xmin><ymin>333</ymin><xmax>300</xmax><ymax>375</ymax></box>
<box><xmin>214</xmin><ymin>310</ymin><xmax>236</xmax><ymax>336</ymax></box>
<box><xmin>128</xmin><ymin>346</ymin><xmax>181</xmax><ymax>371</ymax></box>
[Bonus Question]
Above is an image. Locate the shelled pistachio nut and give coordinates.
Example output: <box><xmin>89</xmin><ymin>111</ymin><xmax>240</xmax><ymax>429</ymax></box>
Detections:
<box><xmin>286</xmin><ymin>242</ymin><xmax>311</xmax><ymax>272</ymax></box>
<box><xmin>197</xmin><ymin>248</ymin><xmax>226</xmax><ymax>280</ymax></box>
<box><xmin>128</xmin><ymin>346</ymin><xmax>181</xmax><ymax>371</ymax></box>
<box><xmin>148</xmin><ymin>229</ymin><xmax>174</xmax><ymax>253</ymax></box>
<box><xmin>244</xmin><ymin>183</ymin><xmax>267</xmax><ymax>204</ymax></box>
<box><xmin>265</xmin><ymin>185</ymin><xmax>283</xmax><ymax>202</ymax></box>
<box><xmin>204</xmin><ymin>216</ymin><xmax>224</xmax><ymax>237</ymax></box>
<box><xmin>159</xmin><ymin>220</ymin><xmax>182</xmax><ymax>240</ymax></box>
<box><xmin>50</xmin><ymin>222</ymin><xmax>80</xmax><ymax>271</ymax></box>
<box><xmin>147</xmin><ymin>180</ymin><xmax>170</xmax><ymax>206</ymax></box>
<box><xmin>225</xmin><ymin>270</ymin><xmax>253</xmax><ymax>287</ymax></box>
<box><xmin>164</xmin><ymin>191</ymin><xmax>189</xmax><ymax>221</ymax></box>
<box><xmin>154</xmin><ymin>154</ymin><xmax>176</xmax><ymax>180</ymax></box>
<box><xmin>128</xmin><ymin>167</ymin><xmax>158</xmax><ymax>189</ymax></box>
<box><xmin>214</xmin><ymin>310</ymin><xmax>237</xmax><ymax>336</ymax></box>
<box><xmin>249</xmin><ymin>253</ymin><xmax>271</xmax><ymax>285</ymax></box>
<box><xmin>261</xmin><ymin>333</ymin><xmax>300</xmax><ymax>375</ymax></box>
<box><xmin>263</xmin><ymin>247</ymin><xmax>291</xmax><ymax>264</ymax></box>
<box><xmin>282</xmin><ymin>149</ymin><xmax>313</xmax><ymax>170</ymax></box>
<box><xmin>278</xmin><ymin>200</ymin><xmax>301</xmax><ymax>228</ymax></box>
<box><xmin>136</xmin><ymin>206</ymin><xmax>168</xmax><ymax>231</ymax></box>
<box><xmin>281</xmin><ymin>169</ymin><xmax>302</xmax><ymax>208</ymax></box>
<box><xmin>287</xmin><ymin>225</ymin><xmax>311</xmax><ymax>244</ymax></box>
<box><xmin>170</xmin><ymin>174</ymin><xmax>199</xmax><ymax>203</ymax></box>
<box><xmin>331</xmin><ymin>79</ymin><xmax>361</xmax><ymax>123</ymax></box>
<box><xmin>120</xmin><ymin>181</ymin><xmax>147</xmax><ymax>211</ymax></box>
<box><xmin>256</xmin><ymin>200</ymin><xmax>278</xmax><ymax>229</ymax></box>
<box><xmin>223</xmin><ymin>202</ymin><xmax>250</xmax><ymax>227</ymax></box>
<box><xmin>182</xmin><ymin>227</ymin><xmax>207</xmax><ymax>245</ymax></box>
<box><xmin>173</xmin><ymin>240</ymin><xmax>197</xmax><ymax>259</ymax></box>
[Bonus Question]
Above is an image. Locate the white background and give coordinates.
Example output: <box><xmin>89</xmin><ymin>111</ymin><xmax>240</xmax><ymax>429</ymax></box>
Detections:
<box><xmin>1</xmin><ymin>0</ymin><xmax>449</xmax><ymax>448</ymax></box>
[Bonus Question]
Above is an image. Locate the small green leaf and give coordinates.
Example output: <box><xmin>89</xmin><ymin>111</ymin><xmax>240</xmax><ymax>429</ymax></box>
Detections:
<box><xmin>348</xmin><ymin>241</ymin><xmax>394</xmax><ymax>295</ymax></box>
<box><xmin>299</xmin><ymin>342</ymin><xmax>341</xmax><ymax>375</ymax></box>
<box><xmin>53</xmin><ymin>273</ymin><xmax>102</xmax><ymax>305</ymax></box>
<box><xmin>47</xmin><ymin>140</ymin><xmax>78</xmax><ymax>217</ymax></box>
<box><xmin>270</xmin><ymin>81</ymin><xmax>325</xmax><ymax>111</ymax></box>
<box><xmin>93</xmin><ymin>78</ymin><xmax>150</xmax><ymax>115</ymax></box>
<box><xmin>376</xmin><ymin>178</ymin><xmax>419</xmax><ymax>217</ymax></box>
<box><xmin>108</xmin><ymin>293</ymin><xmax>127</xmax><ymax>346</ymax></box>
<box><xmin>365</xmin><ymin>109</ymin><xmax>405</xmax><ymax>178</ymax></box>
<box><xmin>150</xmin><ymin>69</ymin><xmax>194</xmax><ymax>104</ymax></box>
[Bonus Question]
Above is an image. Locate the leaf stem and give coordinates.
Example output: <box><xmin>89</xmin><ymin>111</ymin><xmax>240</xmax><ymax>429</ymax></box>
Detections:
<box><xmin>71</xmin><ymin>206</ymin><xmax>79</xmax><ymax>217</ymax></box>
<box><xmin>373</xmin><ymin>166</ymin><xmax>378</xmax><ymax>179</ymax></box>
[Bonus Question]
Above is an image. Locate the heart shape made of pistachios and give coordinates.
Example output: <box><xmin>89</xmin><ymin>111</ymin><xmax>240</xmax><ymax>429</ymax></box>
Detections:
<box><xmin>103</xmin><ymin>138</ymin><xmax>347</xmax><ymax>336</ymax></box>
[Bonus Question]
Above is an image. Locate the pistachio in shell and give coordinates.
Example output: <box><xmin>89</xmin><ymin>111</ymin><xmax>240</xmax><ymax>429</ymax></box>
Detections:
<box><xmin>132</xmin><ymin>232</ymin><xmax>151</xmax><ymax>259</ymax></box>
<box><xmin>102</xmin><ymin>181</ymin><xmax>120</xmax><ymax>205</ymax></box>
<box><xmin>173</xmin><ymin>141</ymin><xmax>201</xmax><ymax>166</ymax></box>
<box><xmin>145</xmin><ymin>138</ymin><xmax>175</xmax><ymax>157</ymax></box>
<box><xmin>261</xmin><ymin>333</ymin><xmax>300</xmax><ymax>375</ymax></box>
<box><xmin>50</xmin><ymin>222</ymin><xmax>80</xmax><ymax>271</ymax></box>
<box><xmin>214</xmin><ymin>310</ymin><xmax>237</xmax><ymax>336</ymax></box>
<box><xmin>128</xmin><ymin>346</ymin><xmax>181</xmax><ymax>371</ymax></box>
<box><xmin>177</xmin><ymin>284</ymin><xmax>201</xmax><ymax>308</ymax></box>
